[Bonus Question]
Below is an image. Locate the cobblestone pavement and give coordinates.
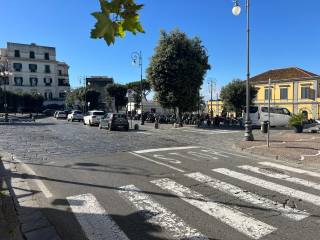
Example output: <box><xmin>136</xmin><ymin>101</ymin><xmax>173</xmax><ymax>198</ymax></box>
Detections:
<box><xmin>236</xmin><ymin>129</ymin><xmax>320</xmax><ymax>167</ymax></box>
<box><xmin>0</xmin><ymin>118</ymin><xmax>243</xmax><ymax>165</ymax></box>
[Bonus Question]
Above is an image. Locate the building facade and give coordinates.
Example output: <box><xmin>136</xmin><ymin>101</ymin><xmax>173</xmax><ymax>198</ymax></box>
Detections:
<box><xmin>208</xmin><ymin>67</ymin><xmax>320</xmax><ymax>119</ymax></box>
<box><xmin>252</xmin><ymin>67</ymin><xmax>320</xmax><ymax>119</ymax></box>
<box><xmin>86</xmin><ymin>76</ymin><xmax>114</xmax><ymax>111</ymax></box>
<box><xmin>0</xmin><ymin>42</ymin><xmax>70</xmax><ymax>106</ymax></box>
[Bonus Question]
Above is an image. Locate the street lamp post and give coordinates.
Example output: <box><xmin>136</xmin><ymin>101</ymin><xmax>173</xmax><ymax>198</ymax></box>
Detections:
<box><xmin>131</xmin><ymin>51</ymin><xmax>144</xmax><ymax>125</ymax></box>
<box><xmin>232</xmin><ymin>0</ymin><xmax>254</xmax><ymax>141</ymax></box>
<box><xmin>0</xmin><ymin>58</ymin><xmax>11</xmax><ymax>122</ymax></box>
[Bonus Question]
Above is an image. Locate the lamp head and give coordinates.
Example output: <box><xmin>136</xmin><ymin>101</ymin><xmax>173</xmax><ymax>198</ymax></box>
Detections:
<box><xmin>232</xmin><ymin>1</ymin><xmax>241</xmax><ymax>16</ymax></box>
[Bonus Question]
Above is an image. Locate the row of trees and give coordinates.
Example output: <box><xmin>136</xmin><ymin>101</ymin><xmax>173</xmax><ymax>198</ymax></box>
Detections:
<box><xmin>0</xmin><ymin>89</ymin><xmax>44</xmax><ymax>113</ymax></box>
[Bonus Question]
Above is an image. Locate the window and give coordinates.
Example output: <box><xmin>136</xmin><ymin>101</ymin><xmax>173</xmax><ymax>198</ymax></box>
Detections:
<box><xmin>264</xmin><ymin>88</ymin><xmax>272</xmax><ymax>100</ymax></box>
<box><xmin>14</xmin><ymin>77</ymin><xmax>23</xmax><ymax>86</ymax></box>
<box><xmin>1</xmin><ymin>77</ymin><xmax>9</xmax><ymax>85</ymax></box>
<box><xmin>45</xmin><ymin>65</ymin><xmax>51</xmax><ymax>73</ymax></box>
<box><xmin>29</xmin><ymin>64</ymin><xmax>37</xmax><ymax>72</ymax></box>
<box><xmin>280</xmin><ymin>88</ymin><xmax>288</xmax><ymax>100</ymax></box>
<box><xmin>44</xmin><ymin>52</ymin><xmax>49</xmax><ymax>60</ymax></box>
<box><xmin>301</xmin><ymin>86</ymin><xmax>310</xmax><ymax>99</ymax></box>
<box><xmin>59</xmin><ymin>92</ymin><xmax>66</xmax><ymax>99</ymax></box>
<box><xmin>58</xmin><ymin>70</ymin><xmax>62</xmax><ymax>76</ymax></box>
<box><xmin>30</xmin><ymin>51</ymin><xmax>35</xmax><ymax>59</ymax></box>
<box><xmin>44</xmin><ymin>77</ymin><xmax>52</xmax><ymax>86</ymax></box>
<box><xmin>58</xmin><ymin>78</ymin><xmax>67</xmax><ymax>86</ymax></box>
<box><xmin>14</xmin><ymin>50</ymin><xmax>20</xmax><ymax>57</ymax></box>
<box><xmin>48</xmin><ymin>92</ymin><xmax>53</xmax><ymax>100</ymax></box>
<box><xmin>44</xmin><ymin>92</ymin><xmax>48</xmax><ymax>100</ymax></box>
<box><xmin>13</xmin><ymin>63</ymin><xmax>22</xmax><ymax>72</ymax></box>
<box><xmin>29</xmin><ymin>77</ymin><xmax>38</xmax><ymax>86</ymax></box>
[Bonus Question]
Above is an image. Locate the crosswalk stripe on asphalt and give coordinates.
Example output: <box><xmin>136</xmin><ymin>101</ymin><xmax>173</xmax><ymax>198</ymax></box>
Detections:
<box><xmin>238</xmin><ymin>165</ymin><xmax>320</xmax><ymax>191</ymax></box>
<box><xmin>186</xmin><ymin>172</ymin><xmax>309</xmax><ymax>221</ymax></box>
<box><xmin>258</xmin><ymin>162</ymin><xmax>320</xmax><ymax>178</ymax></box>
<box><xmin>151</xmin><ymin>178</ymin><xmax>276</xmax><ymax>240</ymax></box>
<box><xmin>117</xmin><ymin>184</ymin><xmax>208</xmax><ymax>240</ymax></box>
<box><xmin>67</xmin><ymin>193</ymin><xmax>129</xmax><ymax>240</ymax></box>
<box><xmin>213</xmin><ymin>168</ymin><xmax>320</xmax><ymax>207</ymax></box>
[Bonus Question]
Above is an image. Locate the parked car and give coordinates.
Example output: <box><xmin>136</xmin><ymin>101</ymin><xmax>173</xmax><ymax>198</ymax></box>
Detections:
<box><xmin>56</xmin><ymin>111</ymin><xmax>67</xmax><ymax>119</ymax></box>
<box><xmin>83</xmin><ymin>110</ymin><xmax>105</xmax><ymax>126</ymax></box>
<box><xmin>67</xmin><ymin>110</ymin><xmax>84</xmax><ymax>122</ymax></box>
<box><xmin>99</xmin><ymin>113</ymin><xmax>129</xmax><ymax>131</ymax></box>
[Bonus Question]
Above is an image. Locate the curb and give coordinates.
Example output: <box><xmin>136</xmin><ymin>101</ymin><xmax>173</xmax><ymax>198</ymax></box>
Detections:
<box><xmin>231</xmin><ymin>144</ymin><xmax>286</xmax><ymax>162</ymax></box>
<box><xmin>1</xmin><ymin>152</ymin><xmax>62</xmax><ymax>240</ymax></box>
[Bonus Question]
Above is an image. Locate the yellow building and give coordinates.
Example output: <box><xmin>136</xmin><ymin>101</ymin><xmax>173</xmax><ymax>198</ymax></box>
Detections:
<box><xmin>251</xmin><ymin>67</ymin><xmax>320</xmax><ymax>119</ymax></box>
<box><xmin>207</xmin><ymin>100</ymin><xmax>224</xmax><ymax>116</ymax></box>
<box><xmin>207</xmin><ymin>67</ymin><xmax>320</xmax><ymax>119</ymax></box>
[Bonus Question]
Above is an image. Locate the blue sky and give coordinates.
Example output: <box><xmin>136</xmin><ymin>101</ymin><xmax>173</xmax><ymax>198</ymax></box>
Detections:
<box><xmin>1</xmin><ymin>0</ymin><xmax>320</xmax><ymax>100</ymax></box>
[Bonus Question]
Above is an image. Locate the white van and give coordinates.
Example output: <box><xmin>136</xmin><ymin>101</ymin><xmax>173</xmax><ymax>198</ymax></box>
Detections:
<box><xmin>244</xmin><ymin>106</ymin><xmax>291</xmax><ymax>127</ymax></box>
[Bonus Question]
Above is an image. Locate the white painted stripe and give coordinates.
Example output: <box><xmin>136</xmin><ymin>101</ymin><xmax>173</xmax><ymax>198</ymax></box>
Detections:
<box><xmin>200</xmin><ymin>150</ymin><xmax>230</xmax><ymax>158</ymax></box>
<box><xmin>13</xmin><ymin>157</ymin><xmax>53</xmax><ymax>198</ymax></box>
<box><xmin>118</xmin><ymin>185</ymin><xmax>208</xmax><ymax>240</ymax></box>
<box><xmin>239</xmin><ymin>165</ymin><xmax>320</xmax><ymax>191</ymax></box>
<box><xmin>188</xmin><ymin>151</ymin><xmax>218</xmax><ymax>160</ymax></box>
<box><xmin>258</xmin><ymin>162</ymin><xmax>320</xmax><ymax>178</ymax></box>
<box><xmin>130</xmin><ymin>152</ymin><xmax>185</xmax><ymax>172</ymax></box>
<box><xmin>213</xmin><ymin>168</ymin><xmax>320</xmax><ymax>207</ymax></box>
<box><xmin>151</xmin><ymin>178</ymin><xmax>276</xmax><ymax>240</ymax></box>
<box><xmin>67</xmin><ymin>193</ymin><xmax>129</xmax><ymax>240</ymax></box>
<box><xmin>186</xmin><ymin>172</ymin><xmax>309</xmax><ymax>221</ymax></box>
<box><xmin>203</xmin><ymin>148</ymin><xmax>249</xmax><ymax>159</ymax></box>
<box><xmin>133</xmin><ymin>146</ymin><xmax>199</xmax><ymax>154</ymax></box>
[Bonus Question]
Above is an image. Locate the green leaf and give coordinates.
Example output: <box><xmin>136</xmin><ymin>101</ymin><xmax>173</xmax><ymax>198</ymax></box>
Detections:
<box><xmin>91</xmin><ymin>12</ymin><xmax>115</xmax><ymax>45</ymax></box>
<box><xmin>91</xmin><ymin>0</ymin><xmax>145</xmax><ymax>46</ymax></box>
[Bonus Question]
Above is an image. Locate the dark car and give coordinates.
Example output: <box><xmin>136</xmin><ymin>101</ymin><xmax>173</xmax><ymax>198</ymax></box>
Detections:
<box><xmin>99</xmin><ymin>113</ymin><xmax>129</xmax><ymax>131</ymax></box>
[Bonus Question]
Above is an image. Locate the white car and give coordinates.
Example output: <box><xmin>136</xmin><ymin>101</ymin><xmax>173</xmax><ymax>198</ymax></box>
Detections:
<box><xmin>56</xmin><ymin>111</ymin><xmax>67</xmax><ymax>119</ymax></box>
<box><xmin>67</xmin><ymin>110</ymin><xmax>84</xmax><ymax>122</ymax></box>
<box><xmin>83</xmin><ymin>110</ymin><xmax>105</xmax><ymax>126</ymax></box>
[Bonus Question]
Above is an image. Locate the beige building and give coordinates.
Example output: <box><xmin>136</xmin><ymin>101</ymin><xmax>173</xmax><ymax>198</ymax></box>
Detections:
<box><xmin>0</xmin><ymin>42</ymin><xmax>70</xmax><ymax>106</ymax></box>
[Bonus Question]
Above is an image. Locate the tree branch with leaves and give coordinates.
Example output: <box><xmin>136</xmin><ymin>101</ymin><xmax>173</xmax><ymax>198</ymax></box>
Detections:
<box><xmin>91</xmin><ymin>0</ymin><xmax>145</xmax><ymax>45</ymax></box>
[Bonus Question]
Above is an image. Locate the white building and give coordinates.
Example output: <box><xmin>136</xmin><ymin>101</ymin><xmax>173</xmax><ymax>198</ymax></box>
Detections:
<box><xmin>0</xmin><ymin>42</ymin><xmax>70</xmax><ymax>106</ymax></box>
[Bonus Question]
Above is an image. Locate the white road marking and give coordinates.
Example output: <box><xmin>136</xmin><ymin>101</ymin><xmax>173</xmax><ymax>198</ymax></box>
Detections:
<box><xmin>130</xmin><ymin>152</ymin><xmax>185</xmax><ymax>172</ymax></box>
<box><xmin>213</xmin><ymin>168</ymin><xmax>320</xmax><ymax>207</ymax></box>
<box><xmin>200</xmin><ymin>150</ymin><xmax>230</xmax><ymax>158</ymax></box>
<box><xmin>67</xmin><ymin>193</ymin><xmax>129</xmax><ymax>240</ymax></box>
<box><xmin>133</xmin><ymin>146</ymin><xmax>199</xmax><ymax>154</ymax></box>
<box><xmin>118</xmin><ymin>185</ymin><xmax>208</xmax><ymax>240</ymax></box>
<box><xmin>204</xmin><ymin>148</ymin><xmax>249</xmax><ymax>159</ymax></box>
<box><xmin>186</xmin><ymin>172</ymin><xmax>309</xmax><ymax>221</ymax></box>
<box><xmin>182</xmin><ymin>129</ymin><xmax>240</xmax><ymax>135</ymax></box>
<box><xmin>239</xmin><ymin>165</ymin><xmax>320</xmax><ymax>191</ymax></box>
<box><xmin>13</xmin><ymin>157</ymin><xmax>53</xmax><ymax>198</ymax></box>
<box><xmin>153</xmin><ymin>154</ymin><xmax>181</xmax><ymax>164</ymax></box>
<box><xmin>169</xmin><ymin>152</ymin><xmax>200</xmax><ymax>161</ymax></box>
<box><xmin>258</xmin><ymin>162</ymin><xmax>320</xmax><ymax>178</ymax></box>
<box><xmin>151</xmin><ymin>178</ymin><xmax>276</xmax><ymax>240</ymax></box>
<box><xmin>188</xmin><ymin>151</ymin><xmax>218</xmax><ymax>160</ymax></box>
<box><xmin>300</xmin><ymin>150</ymin><xmax>320</xmax><ymax>161</ymax></box>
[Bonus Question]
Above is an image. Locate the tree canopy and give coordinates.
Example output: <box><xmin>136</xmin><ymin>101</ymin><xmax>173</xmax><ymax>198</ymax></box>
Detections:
<box><xmin>106</xmin><ymin>83</ymin><xmax>128</xmax><ymax>112</ymax></box>
<box><xmin>65</xmin><ymin>87</ymin><xmax>101</xmax><ymax>110</ymax></box>
<box><xmin>220</xmin><ymin>79</ymin><xmax>258</xmax><ymax>116</ymax></box>
<box><xmin>91</xmin><ymin>0</ymin><xmax>145</xmax><ymax>45</ymax></box>
<box><xmin>147</xmin><ymin>29</ymin><xmax>210</xmax><ymax>113</ymax></box>
<box><xmin>126</xmin><ymin>79</ymin><xmax>151</xmax><ymax>108</ymax></box>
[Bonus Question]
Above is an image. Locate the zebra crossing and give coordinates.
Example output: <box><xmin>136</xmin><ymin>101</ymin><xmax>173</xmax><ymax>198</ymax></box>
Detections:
<box><xmin>174</xmin><ymin>128</ymin><xmax>241</xmax><ymax>135</ymax></box>
<box><xmin>66</xmin><ymin>161</ymin><xmax>320</xmax><ymax>240</ymax></box>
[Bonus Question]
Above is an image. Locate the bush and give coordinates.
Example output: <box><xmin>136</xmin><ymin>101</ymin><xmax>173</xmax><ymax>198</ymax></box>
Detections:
<box><xmin>288</xmin><ymin>113</ymin><xmax>304</xmax><ymax>127</ymax></box>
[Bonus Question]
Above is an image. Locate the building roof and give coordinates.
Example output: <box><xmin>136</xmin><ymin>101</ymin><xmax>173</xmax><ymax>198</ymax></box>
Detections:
<box><xmin>250</xmin><ymin>67</ymin><xmax>319</xmax><ymax>84</ymax></box>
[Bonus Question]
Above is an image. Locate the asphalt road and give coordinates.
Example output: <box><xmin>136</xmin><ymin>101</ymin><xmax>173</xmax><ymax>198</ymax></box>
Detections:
<box><xmin>1</xmin><ymin>118</ymin><xmax>320</xmax><ymax>240</ymax></box>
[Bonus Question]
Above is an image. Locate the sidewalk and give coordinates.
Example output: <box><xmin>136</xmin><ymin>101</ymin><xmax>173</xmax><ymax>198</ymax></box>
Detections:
<box><xmin>235</xmin><ymin>129</ymin><xmax>320</xmax><ymax>166</ymax></box>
